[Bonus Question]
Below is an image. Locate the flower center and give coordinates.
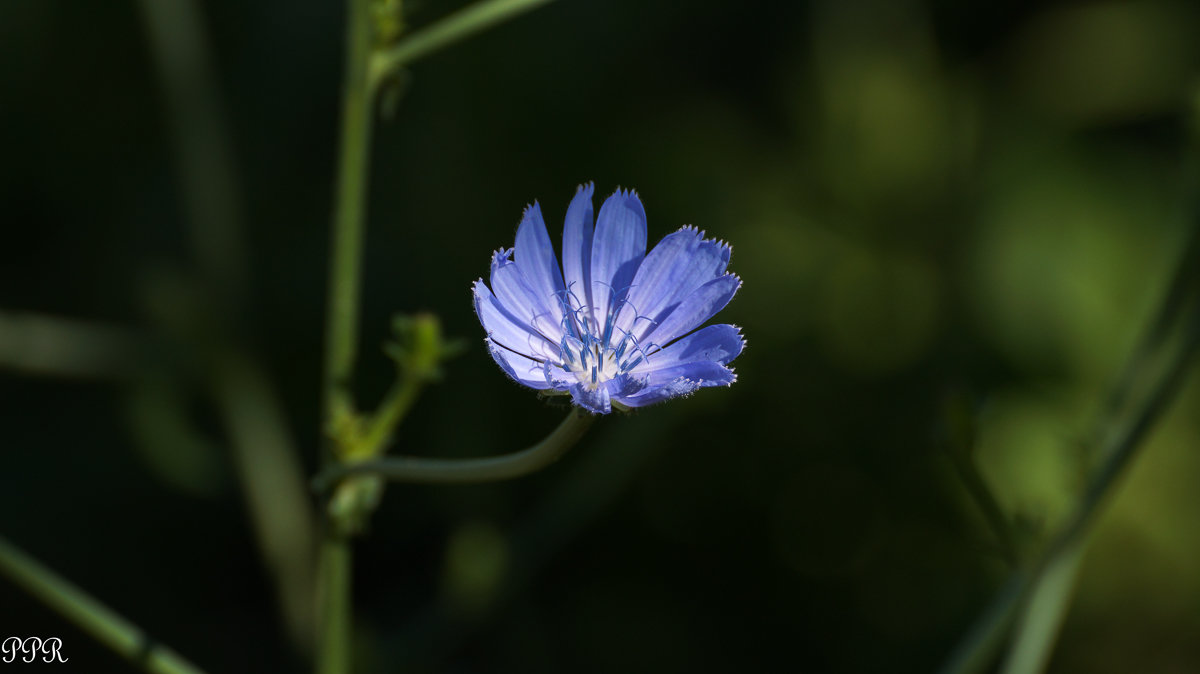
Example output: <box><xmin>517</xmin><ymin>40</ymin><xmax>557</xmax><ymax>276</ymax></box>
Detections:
<box><xmin>557</xmin><ymin>309</ymin><xmax>647</xmax><ymax>390</ymax></box>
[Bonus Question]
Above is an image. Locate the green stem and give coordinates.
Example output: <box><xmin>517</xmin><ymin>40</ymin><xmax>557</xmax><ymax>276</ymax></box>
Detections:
<box><xmin>0</xmin><ymin>535</ymin><xmax>208</xmax><ymax>674</ymax></box>
<box><xmin>316</xmin><ymin>535</ymin><xmax>353</xmax><ymax>674</ymax></box>
<box><xmin>999</xmin><ymin>543</ymin><xmax>1087</xmax><ymax>674</ymax></box>
<box><xmin>314</xmin><ymin>409</ymin><xmax>596</xmax><ymax>491</ymax></box>
<box><xmin>350</xmin><ymin>375</ymin><xmax>425</xmax><ymax>461</ymax></box>
<box><xmin>940</xmin><ymin>321</ymin><xmax>1199</xmax><ymax>674</ymax></box>
<box><xmin>993</xmin><ymin>199</ymin><xmax>1200</xmax><ymax>674</ymax></box>
<box><xmin>999</xmin><ymin>319</ymin><xmax>1199</xmax><ymax>674</ymax></box>
<box><xmin>322</xmin><ymin>0</ymin><xmax>376</xmax><ymax>444</ymax></box>
<box><xmin>369</xmin><ymin>0</ymin><xmax>554</xmax><ymax>91</ymax></box>
<box><xmin>938</xmin><ymin>213</ymin><xmax>1200</xmax><ymax>674</ymax></box>
<box><xmin>318</xmin><ymin>0</ymin><xmax>375</xmax><ymax>672</ymax></box>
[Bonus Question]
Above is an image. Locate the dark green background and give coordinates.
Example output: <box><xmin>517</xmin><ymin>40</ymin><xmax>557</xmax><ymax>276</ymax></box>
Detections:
<box><xmin>3</xmin><ymin>1</ymin><xmax>1199</xmax><ymax>671</ymax></box>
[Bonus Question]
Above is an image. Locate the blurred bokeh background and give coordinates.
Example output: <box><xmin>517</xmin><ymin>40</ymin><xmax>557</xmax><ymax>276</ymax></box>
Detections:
<box><xmin>2</xmin><ymin>0</ymin><xmax>1200</xmax><ymax>671</ymax></box>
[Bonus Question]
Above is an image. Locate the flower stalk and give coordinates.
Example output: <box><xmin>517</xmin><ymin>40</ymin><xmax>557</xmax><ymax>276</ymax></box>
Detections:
<box><xmin>314</xmin><ymin>408</ymin><xmax>596</xmax><ymax>491</ymax></box>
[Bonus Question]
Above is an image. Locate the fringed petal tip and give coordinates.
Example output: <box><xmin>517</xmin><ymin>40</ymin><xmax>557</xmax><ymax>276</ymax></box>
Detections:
<box><xmin>730</xmin><ymin>332</ymin><xmax>747</xmax><ymax>366</ymax></box>
<box><xmin>601</xmin><ymin>188</ymin><xmax>646</xmax><ymax>220</ymax></box>
<box><xmin>521</xmin><ymin>201</ymin><xmax>543</xmax><ymax>218</ymax></box>
<box><xmin>471</xmin><ymin>277</ymin><xmax>486</xmax><ymax>307</ymax></box>
<box><xmin>676</xmin><ymin>224</ymin><xmax>733</xmax><ymax>254</ymax></box>
<box><xmin>490</xmin><ymin>248</ymin><xmax>513</xmax><ymax>267</ymax></box>
<box><xmin>728</xmin><ymin>325</ymin><xmax>748</xmax><ymax>363</ymax></box>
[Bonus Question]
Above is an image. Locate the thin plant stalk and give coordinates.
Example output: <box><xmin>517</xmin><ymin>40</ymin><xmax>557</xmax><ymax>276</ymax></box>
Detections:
<box><xmin>315</xmin><ymin>0</ymin><xmax>568</xmax><ymax>670</ymax></box>
<box><xmin>317</xmin><ymin>0</ymin><xmax>374</xmax><ymax>672</ymax></box>
<box><xmin>314</xmin><ymin>409</ymin><xmax>596</xmax><ymax>490</ymax></box>
<box><xmin>369</xmin><ymin>0</ymin><xmax>555</xmax><ymax>90</ymax></box>
<box><xmin>939</xmin><ymin>199</ymin><xmax>1200</xmax><ymax>674</ymax></box>
<box><xmin>322</xmin><ymin>0</ymin><xmax>376</xmax><ymax>439</ymax></box>
<box><xmin>0</xmin><ymin>535</ymin><xmax>208</xmax><ymax>674</ymax></box>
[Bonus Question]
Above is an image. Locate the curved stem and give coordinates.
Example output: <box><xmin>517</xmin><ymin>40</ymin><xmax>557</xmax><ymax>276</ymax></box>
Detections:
<box><xmin>0</xmin><ymin>535</ymin><xmax>208</xmax><ymax>674</ymax></box>
<box><xmin>368</xmin><ymin>0</ymin><xmax>554</xmax><ymax>92</ymax></box>
<box><xmin>314</xmin><ymin>409</ymin><xmax>597</xmax><ymax>490</ymax></box>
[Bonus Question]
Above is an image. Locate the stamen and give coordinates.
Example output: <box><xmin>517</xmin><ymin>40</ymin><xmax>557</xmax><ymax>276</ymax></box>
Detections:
<box><xmin>613</xmin><ymin>338</ymin><xmax>628</xmax><ymax>361</ymax></box>
<box><xmin>601</xmin><ymin>311</ymin><xmax>615</xmax><ymax>349</ymax></box>
<box><xmin>555</xmin><ymin>287</ymin><xmax>657</xmax><ymax>387</ymax></box>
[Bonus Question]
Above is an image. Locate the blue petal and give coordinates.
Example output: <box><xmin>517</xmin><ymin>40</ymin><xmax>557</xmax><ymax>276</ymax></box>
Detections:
<box><xmin>642</xmin><ymin>274</ymin><xmax>741</xmax><ymax>349</ymax></box>
<box><xmin>590</xmin><ymin>190</ymin><xmax>647</xmax><ymax>336</ymax></box>
<box><xmin>569</xmin><ymin>382</ymin><xmax>611</xmax><ymax>414</ymax></box>
<box><xmin>633</xmin><ymin>324</ymin><xmax>744</xmax><ymax>373</ymax></box>
<box><xmin>561</xmin><ymin>183</ymin><xmax>595</xmax><ymax>322</ymax></box>
<box><xmin>614</xmin><ymin>226</ymin><xmax>731</xmax><ymax>340</ymax></box>
<box><xmin>489</xmin><ymin>247</ymin><xmax>514</xmax><ymax>278</ymax></box>
<box><xmin>514</xmin><ymin>203</ymin><xmax>567</xmax><ymax>327</ymax></box>
<box><xmin>473</xmin><ymin>279</ymin><xmax>557</xmax><ymax>361</ymax></box>
<box><xmin>614</xmin><ymin>361</ymin><xmax>737</xmax><ymax>408</ymax></box>
<box><xmin>491</xmin><ymin>260</ymin><xmax>564</xmax><ymax>343</ymax></box>
<box><xmin>486</xmin><ymin>338</ymin><xmax>553</xmax><ymax>390</ymax></box>
<box><xmin>542</xmin><ymin>362</ymin><xmax>575</xmax><ymax>391</ymax></box>
<box><xmin>610</xmin><ymin>371</ymin><xmax>649</xmax><ymax>398</ymax></box>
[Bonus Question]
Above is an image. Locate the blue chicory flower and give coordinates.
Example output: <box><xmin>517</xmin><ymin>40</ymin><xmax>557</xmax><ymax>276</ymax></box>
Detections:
<box><xmin>473</xmin><ymin>184</ymin><xmax>744</xmax><ymax>414</ymax></box>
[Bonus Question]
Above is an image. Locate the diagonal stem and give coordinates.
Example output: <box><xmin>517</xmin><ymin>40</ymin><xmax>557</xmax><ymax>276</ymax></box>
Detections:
<box><xmin>939</xmin><ymin>188</ymin><xmax>1200</xmax><ymax>674</ymax></box>
<box><xmin>346</xmin><ymin>373</ymin><xmax>426</xmax><ymax>462</ymax></box>
<box><xmin>0</xmin><ymin>535</ymin><xmax>208</xmax><ymax>674</ymax></box>
<box><xmin>993</xmin><ymin>165</ymin><xmax>1200</xmax><ymax>674</ymax></box>
<box><xmin>998</xmin><ymin>311</ymin><xmax>1199</xmax><ymax>674</ymax></box>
